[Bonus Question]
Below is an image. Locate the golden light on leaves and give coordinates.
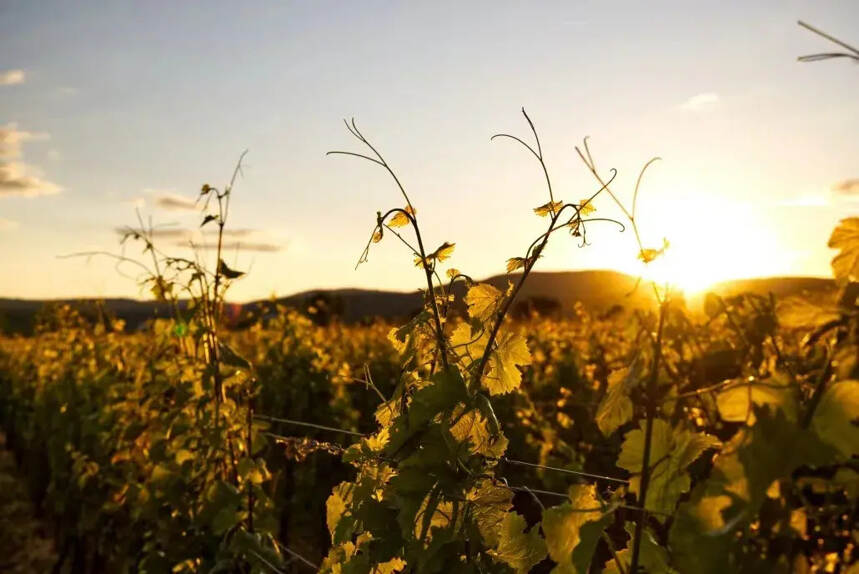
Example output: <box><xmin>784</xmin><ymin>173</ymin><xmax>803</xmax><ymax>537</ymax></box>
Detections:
<box><xmin>579</xmin><ymin>200</ymin><xmax>596</xmax><ymax>216</ymax></box>
<box><xmin>828</xmin><ymin>217</ymin><xmax>859</xmax><ymax>284</ymax></box>
<box><xmin>638</xmin><ymin>238</ymin><xmax>670</xmax><ymax>264</ymax></box>
<box><xmin>506</xmin><ymin>257</ymin><xmax>526</xmax><ymax>273</ymax></box>
<box><xmin>533</xmin><ymin>200</ymin><xmax>564</xmax><ymax>217</ymax></box>
<box><xmin>388</xmin><ymin>205</ymin><xmax>416</xmax><ymax>228</ymax></box>
<box><xmin>413</xmin><ymin>241</ymin><xmax>455</xmax><ymax>267</ymax></box>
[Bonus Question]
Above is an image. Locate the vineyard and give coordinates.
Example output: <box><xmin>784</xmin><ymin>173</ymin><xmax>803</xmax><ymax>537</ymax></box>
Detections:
<box><xmin>0</xmin><ymin>105</ymin><xmax>858</xmax><ymax>573</ymax></box>
<box><xmin>1</xmin><ymin>21</ymin><xmax>858</xmax><ymax>573</ymax></box>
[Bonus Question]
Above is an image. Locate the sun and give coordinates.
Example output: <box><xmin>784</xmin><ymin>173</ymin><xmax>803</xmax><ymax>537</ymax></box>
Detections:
<box><xmin>622</xmin><ymin>195</ymin><xmax>787</xmax><ymax>296</ymax></box>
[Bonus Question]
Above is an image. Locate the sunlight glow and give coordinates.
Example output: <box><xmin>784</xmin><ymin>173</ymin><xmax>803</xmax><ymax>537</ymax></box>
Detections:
<box><xmin>621</xmin><ymin>195</ymin><xmax>787</xmax><ymax>295</ymax></box>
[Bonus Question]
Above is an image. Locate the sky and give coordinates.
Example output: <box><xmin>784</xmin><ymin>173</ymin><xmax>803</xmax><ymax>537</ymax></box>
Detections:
<box><xmin>1</xmin><ymin>0</ymin><xmax>858</xmax><ymax>301</ymax></box>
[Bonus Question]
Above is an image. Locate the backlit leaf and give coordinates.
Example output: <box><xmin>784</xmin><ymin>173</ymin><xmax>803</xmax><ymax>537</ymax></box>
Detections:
<box><xmin>811</xmin><ymin>380</ymin><xmax>859</xmax><ymax>459</ymax></box>
<box><xmin>534</xmin><ymin>200</ymin><xmax>564</xmax><ymax>217</ymax></box>
<box><xmin>828</xmin><ymin>217</ymin><xmax>859</xmax><ymax>283</ymax></box>
<box><xmin>388</xmin><ymin>205</ymin><xmax>416</xmax><ymax>228</ymax></box>
<box><xmin>489</xmin><ymin>511</ymin><xmax>547</xmax><ymax>573</ymax></box>
<box><xmin>465</xmin><ymin>283</ymin><xmax>503</xmax><ymax>322</ymax></box>
<box><xmin>618</xmin><ymin>420</ymin><xmax>720</xmax><ymax>516</ymax></box>
<box><xmin>484</xmin><ymin>331</ymin><xmax>531</xmax><ymax>395</ymax></box>
<box><xmin>541</xmin><ymin>484</ymin><xmax>604</xmax><ymax>572</ymax></box>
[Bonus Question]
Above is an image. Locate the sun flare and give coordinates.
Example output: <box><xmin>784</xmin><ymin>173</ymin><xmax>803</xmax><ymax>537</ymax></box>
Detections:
<box><xmin>621</xmin><ymin>195</ymin><xmax>786</xmax><ymax>295</ymax></box>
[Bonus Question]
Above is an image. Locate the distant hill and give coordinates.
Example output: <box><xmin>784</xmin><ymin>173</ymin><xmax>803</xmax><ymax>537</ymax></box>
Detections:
<box><xmin>0</xmin><ymin>271</ymin><xmax>836</xmax><ymax>335</ymax></box>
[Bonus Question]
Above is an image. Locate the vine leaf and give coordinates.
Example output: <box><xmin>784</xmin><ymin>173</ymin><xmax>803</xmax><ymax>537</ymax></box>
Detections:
<box><xmin>388</xmin><ymin>205</ymin><xmax>416</xmax><ymax>228</ymax></box>
<box><xmin>484</xmin><ymin>331</ymin><xmax>532</xmax><ymax>396</ymax></box>
<box><xmin>534</xmin><ymin>200</ymin><xmax>564</xmax><ymax>217</ymax></box>
<box><xmin>811</xmin><ymin>380</ymin><xmax>859</xmax><ymax>459</ymax></box>
<box><xmin>507</xmin><ymin>257</ymin><xmax>527</xmax><ymax>273</ymax></box>
<box><xmin>716</xmin><ymin>377</ymin><xmax>796</xmax><ymax>423</ymax></box>
<box><xmin>578</xmin><ymin>200</ymin><xmax>596</xmax><ymax>216</ymax></box>
<box><xmin>638</xmin><ymin>238</ymin><xmax>670</xmax><ymax>263</ymax></box>
<box><xmin>465</xmin><ymin>283</ymin><xmax>503</xmax><ymax>322</ymax></box>
<box><xmin>618</xmin><ymin>420</ymin><xmax>720</xmax><ymax>517</ymax></box>
<box><xmin>541</xmin><ymin>484</ymin><xmax>606</xmax><ymax>573</ymax></box>
<box><xmin>603</xmin><ymin>523</ymin><xmax>674</xmax><ymax>574</ymax></box>
<box><xmin>449</xmin><ymin>406</ymin><xmax>508</xmax><ymax>457</ymax></box>
<box><xmin>828</xmin><ymin>217</ymin><xmax>859</xmax><ymax>283</ymax></box>
<box><xmin>467</xmin><ymin>479</ymin><xmax>514</xmax><ymax>547</ymax></box>
<box><xmin>489</xmin><ymin>511</ymin><xmax>548</xmax><ymax>573</ymax></box>
<box><xmin>414</xmin><ymin>241</ymin><xmax>456</xmax><ymax>267</ymax></box>
<box><xmin>217</xmin><ymin>259</ymin><xmax>245</xmax><ymax>279</ymax></box>
<box><xmin>596</xmin><ymin>366</ymin><xmax>639</xmax><ymax>436</ymax></box>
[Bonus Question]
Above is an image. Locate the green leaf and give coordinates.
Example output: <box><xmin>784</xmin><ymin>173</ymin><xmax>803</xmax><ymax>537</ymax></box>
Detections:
<box><xmin>541</xmin><ymin>484</ymin><xmax>605</xmax><ymax>573</ymax></box>
<box><xmin>618</xmin><ymin>420</ymin><xmax>720</xmax><ymax>517</ymax></box>
<box><xmin>811</xmin><ymin>380</ymin><xmax>859</xmax><ymax>459</ymax></box>
<box><xmin>571</xmin><ymin>512</ymin><xmax>613</xmax><ymax>574</ymax></box>
<box><xmin>603</xmin><ymin>523</ymin><xmax>674</xmax><ymax>574</ymax></box>
<box><xmin>716</xmin><ymin>377</ymin><xmax>796</xmax><ymax>423</ymax></box>
<box><xmin>489</xmin><ymin>512</ymin><xmax>547</xmax><ymax>573</ymax></box>
<box><xmin>201</xmin><ymin>214</ymin><xmax>218</xmax><ymax>227</ymax></box>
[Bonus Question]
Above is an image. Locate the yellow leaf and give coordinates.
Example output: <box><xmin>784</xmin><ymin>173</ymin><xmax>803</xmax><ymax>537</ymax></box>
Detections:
<box><xmin>388</xmin><ymin>205</ymin><xmax>416</xmax><ymax>228</ymax></box>
<box><xmin>446</xmin><ymin>268</ymin><xmax>460</xmax><ymax>279</ymax></box>
<box><xmin>372</xmin><ymin>229</ymin><xmax>383</xmax><ymax>243</ymax></box>
<box><xmin>533</xmin><ymin>200</ymin><xmax>564</xmax><ymax>217</ymax></box>
<box><xmin>484</xmin><ymin>331</ymin><xmax>532</xmax><ymax>395</ymax></box>
<box><xmin>489</xmin><ymin>512</ymin><xmax>547</xmax><ymax>573</ymax></box>
<box><xmin>828</xmin><ymin>217</ymin><xmax>859</xmax><ymax>283</ymax></box>
<box><xmin>506</xmin><ymin>257</ymin><xmax>526</xmax><ymax>273</ymax></box>
<box><xmin>638</xmin><ymin>238</ymin><xmax>670</xmax><ymax>263</ymax></box>
<box><xmin>465</xmin><ymin>283</ymin><xmax>503</xmax><ymax>322</ymax></box>
<box><xmin>433</xmin><ymin>241</ymin><xmax>455</xmax><ymax>262</ymax></box>
<box><xmin>579</xmin><ymin>200</ymin><xmax>596</xmax><ymax>216</ymax></box>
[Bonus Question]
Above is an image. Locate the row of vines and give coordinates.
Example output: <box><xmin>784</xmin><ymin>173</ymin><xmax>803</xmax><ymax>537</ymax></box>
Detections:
<box><xmin>1</xmin><ymin>25</ymin><xmax>858</xmax><ymax>571</ymax></box>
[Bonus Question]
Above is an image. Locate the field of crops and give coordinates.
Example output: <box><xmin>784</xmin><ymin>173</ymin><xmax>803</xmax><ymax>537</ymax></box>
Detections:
<box><xmin>1</xmin><ymin>258</ymin><xmax>858</xmax><ymax>573</ymax></box>
<box><xmin>0</xmin><ymin>99</ymin><xmax>858</xmax><ymax>573</ymax></box>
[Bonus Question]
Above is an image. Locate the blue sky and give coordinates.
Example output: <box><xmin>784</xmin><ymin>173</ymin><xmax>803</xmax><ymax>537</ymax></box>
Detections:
<box><xmin>1</xmin><ymin>1</ymin><xmax>858</xmax><ymax>300</ymax></box>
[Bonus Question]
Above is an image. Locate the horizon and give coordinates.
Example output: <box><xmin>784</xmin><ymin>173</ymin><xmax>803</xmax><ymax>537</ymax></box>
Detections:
<box><xmin>0</xmin><ymin>269</ymin><xmax>835</xmax><ymax>305</ymax></box>
<box><xmin>2</xmin><ymin>1</ymin><xmax>858</xmax><ymax>300</ymax></box>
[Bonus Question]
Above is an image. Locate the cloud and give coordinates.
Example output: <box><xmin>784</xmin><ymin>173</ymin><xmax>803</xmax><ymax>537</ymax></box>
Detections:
<box><xmin>116</xmin><ymin>226</ymin><xmax>258</xmax><ymax>240</ymax></box>
<box><xmin>150</xmin><ymin>191</ymin><xmax>198</xmax><ymax>211</ymax></box>
<box><xmin>0</xmin><ymin>125</ymin><xmax>63</xmax><ymax>197</ymax></box>
<box><xmin>189</xmin><ymin>241</ymin><xmax>282</xmax><ymax>253</ymax></box>
<box><xmin>0</xmin><ymin>218</ymin><xmax>18</xmax><ymax>231</ymax></box>
<box><xmin>680</xmin><ymin>92</ymin><xmax>719</xmax><ymax>112</ymax></box>
<box><xmin>113</xmin><ymin>225</ymin><xmax>281</xmax><ymax>253</ymax></box>
<box><xmin>832</xmin><ymin>179</ymin><xmax>859</xmax><ymax>196</ymax></box>
<box><xmin>0</xmin><ymin>69</ymin><xmax>25</xmax><ymax>86</ymax></box>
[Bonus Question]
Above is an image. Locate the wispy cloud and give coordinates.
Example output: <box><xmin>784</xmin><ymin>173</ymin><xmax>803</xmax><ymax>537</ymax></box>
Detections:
<box><xmin>150</xmin><ymin>191</ymin><xmax>198</xmax><ymax>211</ymax></box>
<box><xmin>192</xmin><ymin>241</ymin><xmax>282</xmax><ymax>253</ymax></box>
<box><xmin>0</xmin><ymin>125</ymin><xmax>63</xmax><ymax>197</ymax></box>
<box><xmin>0</xmin><ymin>69</ymin><xmax>25</xmax><ymax>86</ymax></box>
<box><xmin>680</xmin><ymin>92</ymin><xmax>719</xmax><ymax>112</ymax></box>
<box><xmin>832</xmin><ymin>179</ymin><xmax>859</xmax><ymax>197</ymax></box>
<box><xmin>113</xmin><ymin>226</ymin><xmax>276</xmax><ymax>253</ymax></box>
<box><xmin>0</xmin><ymin>217</ymin><xmax>18</xmax><ymax>231</ymax></box>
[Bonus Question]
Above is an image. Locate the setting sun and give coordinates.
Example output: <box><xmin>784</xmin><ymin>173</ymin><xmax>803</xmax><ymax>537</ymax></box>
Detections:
<box><xmin>622</xmin><ymin>195</ymin><xmax>789</xmax><ymax>295</ymax></box>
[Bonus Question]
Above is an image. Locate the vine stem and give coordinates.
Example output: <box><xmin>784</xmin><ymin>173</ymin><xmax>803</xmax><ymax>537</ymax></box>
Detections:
<box><xmin>629</xmin><ymin>298</ymin><xmax>667</xmax><ymax>573</ymax></box>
